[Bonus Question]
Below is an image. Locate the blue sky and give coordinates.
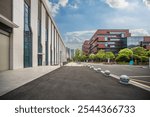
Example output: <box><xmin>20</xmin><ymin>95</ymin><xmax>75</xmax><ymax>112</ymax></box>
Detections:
<box><xmin>48</xmin><ymin>0</ymin><xmax>150</xmax><ymax>49</ymax></box>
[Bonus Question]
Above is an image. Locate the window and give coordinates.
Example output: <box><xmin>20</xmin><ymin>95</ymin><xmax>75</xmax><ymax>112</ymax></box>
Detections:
<box><xmin>121</xmin><ymin>33</ymin><xmax>125</xmax><ymax>38</ymax></box>
<box><xmin>104</xmin><ymin>37</ymin><xmax>107</xmax><ymax>41</ymax></box>
<box><xmin>110</xmin><ymin>38</ymin><xmax>120</xmax><ymax>41</ymax></box>
<box><xmin>38</xmin><ymin>0</ymin><xmax>42</xmax><ymax>66</ymax></box>
<box><xmin>24</xmin><ymin>1</ymin><xmax>32</xmax><ymax>68</ymax></box>
<box><xmin>45</xmin><ymin>14</ymin><xmax>49</xmax><ymax>65</ymax></box>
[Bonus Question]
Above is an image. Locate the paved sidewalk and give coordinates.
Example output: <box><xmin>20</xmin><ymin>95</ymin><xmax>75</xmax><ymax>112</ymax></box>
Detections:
<box><xmin>65</xmin><ymin>62</ymin><xmax>83</xmax><ymax>66</ymax></box>
<box><xmin>0</xmin><ymin>65</ymin><xmax>60</xmax><ymax>96</ymax></box>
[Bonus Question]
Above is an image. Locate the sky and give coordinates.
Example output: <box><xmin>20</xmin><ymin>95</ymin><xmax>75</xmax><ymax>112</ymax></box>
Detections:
<box><xmin>48</xmin><ymin>0</ymin><xmax>150</xmax><ymax>49</ymax></box>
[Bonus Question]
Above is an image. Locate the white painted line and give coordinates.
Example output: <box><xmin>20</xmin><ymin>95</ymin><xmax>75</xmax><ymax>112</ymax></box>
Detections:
<box><xmin>129</xmin><ymin>76</ymin><xmax>150</xmax><ymax>78</ymax></box>
<box><xmin>131</xmin><ymin>79</ymin><xmax>150</xmax><ymax>84</ymax></box>
<box><xmin>110</xmin><ymin>74</ymin><xmax>120</xmax><ymax>79</ymax></box>
<box><xmin>129</xmin><ymin>80</ymin><xmax>150</xmax><ymax>92</ymax></box>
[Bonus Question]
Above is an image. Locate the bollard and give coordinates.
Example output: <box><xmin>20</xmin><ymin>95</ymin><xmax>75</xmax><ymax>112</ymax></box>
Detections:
<box><xmin>119</xmin><ymin>75</ymin><xmax>130</xmax><ymax>85</ymax></box>
<box><xmin>96</xmin><ymin>68</ymin><xmax>101</xmax><ymax>72</ymax></box>
<box><xmin>94</xmin><ymin>68</ymin><xmax>97</xmax><ymax>71</ymax></box>
<box><xmin>90</xmin><ymin>66</ymin><xmax>94</xmax><ymax>69</ymax></box>
<box><xmin>105</xmin><ymin>70</ymin><xmax>110</xmax><ymax>76</ymax></box>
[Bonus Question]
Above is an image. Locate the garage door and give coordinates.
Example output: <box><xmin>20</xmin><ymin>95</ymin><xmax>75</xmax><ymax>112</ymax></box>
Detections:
<box><xmin>0</xmin><ymin>32</ymin><xmax>9</xmax><ymax>71</ymax></box>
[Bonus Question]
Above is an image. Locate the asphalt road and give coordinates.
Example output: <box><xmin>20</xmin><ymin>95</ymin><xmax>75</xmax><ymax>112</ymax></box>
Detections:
<box><xmin>0</xmin><ymin>66</ymin><xmax>150</xmax><ymax>100</ymax></box>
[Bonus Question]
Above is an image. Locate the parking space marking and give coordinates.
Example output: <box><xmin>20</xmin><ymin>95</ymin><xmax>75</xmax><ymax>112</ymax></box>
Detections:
<box><xmin>129</xmin><ymin>80</ymin><xmax>150</xmax><ymax>92</ymax></box>
<box><xmin>129</xmin><ymin>76</ymin><xmax>150</xmax><ymax>78</ymax></box>
<box><xmin>131</xmin><ymin>79</ymin><xmax>150</xmax><ymax>84</ymax></box>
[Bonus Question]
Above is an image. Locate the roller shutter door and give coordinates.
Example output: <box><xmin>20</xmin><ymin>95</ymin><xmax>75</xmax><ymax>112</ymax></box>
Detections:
<box><xmin>0</xmin><ymin>31</ymin><xmax>9</xmax><ymax>71</ymax></box>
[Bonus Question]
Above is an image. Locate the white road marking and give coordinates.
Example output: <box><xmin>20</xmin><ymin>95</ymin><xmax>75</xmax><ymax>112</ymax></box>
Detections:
<box><xmin>131</xmin><ymin>79</ymin><xmax>150</xmax><ymax>84</ymax></box>
<box><xmin>129</xmin><ymin>76</ymin><xmax>150</xmax><ymax>78</ymax></box>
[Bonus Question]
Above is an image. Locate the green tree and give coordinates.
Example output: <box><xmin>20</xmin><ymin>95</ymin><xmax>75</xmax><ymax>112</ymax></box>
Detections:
<box><xmin>131</xmin><ymin>47</ymin><xmax>147</xmax><ymax>64</ymax></box>
<box><xmin>131</xmin><ymin>47</ymin><xmax>146</xmax><ymax>56</ymax></box>
<box><xmin>105</xmin><ymin>52</ymin><xmax>115</xmax><ymax>60</ymax></box>
<box><xmin>74</xmin><ymin>49</ymin><xmax>82</xmax><ymax>61</ymax></box>
<box><xmin>141</xmin><ymin>56</ymin><xmax>149</xmax><ymax>63</ymax></box>
<box><xmin>116</xmin><ymin>54</ymin><xmax>130</xmax><ymax>62</ymax></box>
<box><xmin>96</xmin><ymin>50</ymin><xmax>105</xmax><ymax>61</ymax></box>
<box><xmin>146</xmin><ymin>50</ymin><xmax>150</xmax><ymax>57</ymax></box>
<box><xmin>118</xmin><ymin>48</ymin><xmax>133</xmax><ymax>57</ymax></box>
<box><xmin>89</xmin><ymin>54</ymin><xmax>96</xmax><ymax>61</ymax></box>
<box><xmin>80</xmin><ymin>54</ymin><xmax>87</xmax><ymax>62</ymax></box>
<box><xmin>116</xmin><ymin>48</ymin><xmax>133</xmax><ymax>63</ymax></box>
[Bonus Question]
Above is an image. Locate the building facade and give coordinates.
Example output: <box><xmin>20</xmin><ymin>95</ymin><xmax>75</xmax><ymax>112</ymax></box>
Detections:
<box><xmin>140</xmin><ymin>36</ymin><xmax>150</xmax><ymax>50</ymax></box>
<box><xmin>66</xmin><ymin>48</ymin><xmax>75</xmax><ymax>60</ymax></box>
<box><xmin>82</xmin><ymin>29</ymin><xmax>150</xmax><ymax>55</ymax></box>
<box><xmin>0</xmin><ymin>0</ymin><xmax>67</xmax><ymax>72</ymax></box>
<box><xmin>82</xmin><ymin>40</ymin><xmax>90</xmax><ymax>55</ymax></box>
<box><xmin>70</xmin><ymin>49</ymin><xmax>75</xmax><ymax>59</ymax></box>
<box><xmin>86</xmin><ymin>29</ymin><xmax>131</xmax><ymax>54</ymax></box>
<box><xmin>127</xmin><ymin>36</ymin><xmax>150</xmax><ymax>50</ymax></box>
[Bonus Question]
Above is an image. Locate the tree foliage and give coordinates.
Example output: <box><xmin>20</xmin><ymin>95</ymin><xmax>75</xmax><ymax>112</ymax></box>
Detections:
<box><xmin>96</xmin><ymin>50</ymin><xmax>105</xmax><ymax>60</ymax></box>
<box><xmin>74</xmin><ymin>49</ymin><xmax>82</xmax><ymax>61</ymax></box>
<box><xmin>131</xmin><ymin>47</ymin><xmax>146</xmax><ymax>56</ymax></box>
<box><xmin>146</xmin><ymin>50</ymin><xmax>150</xmax><ymax>57</ymax></box>
<box><xmin>105</xmin><ymin>52</ymin><xmax>115</xmax><ymax>60</ymax></box>
<box><xmin>73</xmin><ymin>47</ymin><xmax>149</xmax><ymax>64</ymax></box>
<box><xmin>118</xmin><ymin>48</ymin><xmax>133</xmax><ymax>57</ymax></box>
<box><xmin>89</xmin><ymin>54</ymin><xmax>96</xmax><ymax>60</ymax></box>
<box><xmin>116</xmin><ymin>54</ymin><xmax>130</xmax><ymax>62</ymax></box>
<box><xmin>116</xmin><ymin>48</ymin><xmax>133</xmax><ymax>62</ymax></box>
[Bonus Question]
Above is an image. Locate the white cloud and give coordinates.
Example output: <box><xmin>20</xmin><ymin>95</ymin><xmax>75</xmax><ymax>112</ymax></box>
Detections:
<box><xmin>58</xmin><ymin>0</ymin><xmax>68</xmax><ymax>7</ymax></box>
<box><xmin>105</xmin><ymin>0</ymin><xmax>129</xmax><ymax>9</ymax></box>
<box><xmin>64</xmin><ymin>30</ymin><xmax>96</xmax><ymax>49</ymax></box>
<box><xmin>68</xmin><ymin>3</ymin><xmax>78</xmax><ymax>9</ymax></box>
<box><xmin>48</xmin><ymin>0</ymin><xmax>69</xmax><ymax>17</ymax></box>
<box><xmin>130</xmin><ymin>29</ymin><xmax>150</xmax><ymax>36</ymax></box>
<box><xmin>143</xmin><ymin>0</ymin><xmax>150</xmax><ymax>8</ymax></box>
<box><xmin>110</xmin><ymin>16</ymin><xmax>136</xmax><ymax>24</ymax></box>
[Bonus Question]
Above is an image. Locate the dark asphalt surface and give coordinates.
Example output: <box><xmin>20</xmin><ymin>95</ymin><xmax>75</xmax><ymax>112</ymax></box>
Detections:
<box><xmin>91</xmin><ymin>64</ymin><xmax>150</xmax><ymax>83</ymax></box>
<box><xmin>92</xmin><ymin>64</ymin><xmax>150</xmax><ymax>76</ymax></box>
<box><xmin>0</xmin><ymin>66</ymin><xmax>150</xmax><ymax>100</ymax></box>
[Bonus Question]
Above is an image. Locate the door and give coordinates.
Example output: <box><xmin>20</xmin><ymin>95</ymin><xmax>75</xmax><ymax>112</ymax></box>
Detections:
<box><xmin>0</xmin><ymin>33</ymin><xmax>9</xmax><ymax>71</ymax></box>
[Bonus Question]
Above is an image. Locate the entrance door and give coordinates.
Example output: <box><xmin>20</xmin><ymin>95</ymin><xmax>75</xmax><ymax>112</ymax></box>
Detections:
<box><xmin>0</xmin><ymin>33</ymin><xmax>9</xmax><ymax>71</ymax></box>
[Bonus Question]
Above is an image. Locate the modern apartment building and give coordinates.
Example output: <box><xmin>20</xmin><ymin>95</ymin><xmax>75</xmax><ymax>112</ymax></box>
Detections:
<box><xmin>82</xmin><ymin>29</ymin><xmax>150</xmax><ymax>55</ymax></box>
<box><xmin>0</xmin><ymin>0</ymin><xmax>67</xmax><ymax>72</ymax></box>
<box><xmin>82</xmin><ymin>40</ymin><xmax>90</xmax><ymax>55</ymax></box>
<box><xmin>87</xmin><ymin>29</ymin><xmax>131</xmax><ymax>54</ymax></box>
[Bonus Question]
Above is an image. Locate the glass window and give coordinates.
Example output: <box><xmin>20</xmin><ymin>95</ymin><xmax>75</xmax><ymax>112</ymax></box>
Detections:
<box><xmin>24</xmin><ymin>1</ymin><xmax>32</xmax><ymax>68</ymax></box>
<box><xmin>110</xmin><ymin>38</ymin><xmax>120</xmax><ymax>41</ymax></box>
